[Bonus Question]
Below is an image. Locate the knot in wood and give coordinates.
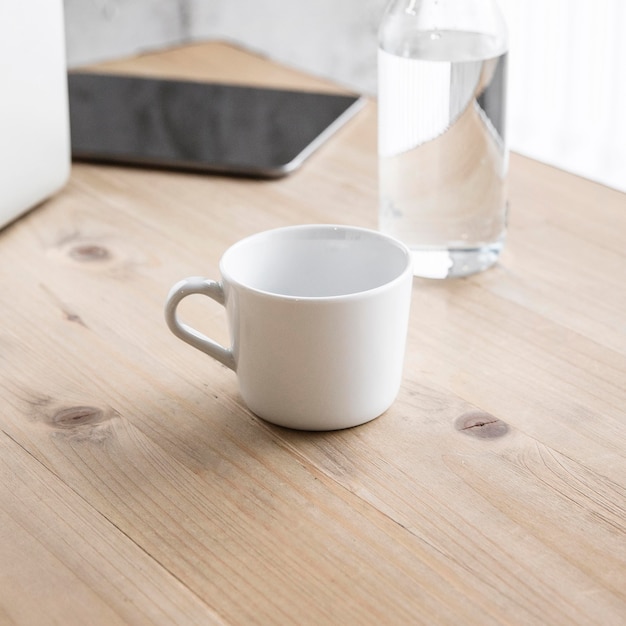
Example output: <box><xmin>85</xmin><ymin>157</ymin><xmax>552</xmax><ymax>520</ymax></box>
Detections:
<box><xmin>69</xmin><ymin>244</ymin><xmax>111</xmax><ymax>262</ymax></box>
<box><xmin>48</xmin><ymin>406</ymin><xmax>107</xmax><ymax>429</ymax></box>
<box><xmin>454</xmin><ymin>411</ymin><xmax>509</xmax><ymax>439</ymax></box>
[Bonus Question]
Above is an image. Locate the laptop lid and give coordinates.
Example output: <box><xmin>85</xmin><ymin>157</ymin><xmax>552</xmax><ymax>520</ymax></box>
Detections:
<box><xmin>0</xmin><ymin>0</ymin><xmax>70</xmax><ymax>230</ymax></box>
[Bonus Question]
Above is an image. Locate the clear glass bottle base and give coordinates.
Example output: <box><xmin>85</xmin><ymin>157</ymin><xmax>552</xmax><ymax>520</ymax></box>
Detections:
<box><xmin>410</xmin><ymin>245</ymin><xmax>502</xmax><ymax>279</ymax></box>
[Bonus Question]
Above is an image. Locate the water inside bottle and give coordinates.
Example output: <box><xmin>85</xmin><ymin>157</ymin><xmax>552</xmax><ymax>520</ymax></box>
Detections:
<box><xmin>378</xmin><ymin>30</ymin><xmax>508</xmax><ymax>278</ymax></box>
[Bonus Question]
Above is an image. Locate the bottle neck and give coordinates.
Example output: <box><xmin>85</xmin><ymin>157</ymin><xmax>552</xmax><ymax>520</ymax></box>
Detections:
<box><xmin>381</xmin><ymin>0</ymin><xmax>508</xmax><ymax>45</ymax></box>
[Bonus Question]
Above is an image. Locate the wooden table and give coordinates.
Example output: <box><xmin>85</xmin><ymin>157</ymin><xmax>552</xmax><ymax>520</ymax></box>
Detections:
<box><xmin>1</xmin><ymin>42</ymin><xmax>625</xmax><ymax>625</ymax></box>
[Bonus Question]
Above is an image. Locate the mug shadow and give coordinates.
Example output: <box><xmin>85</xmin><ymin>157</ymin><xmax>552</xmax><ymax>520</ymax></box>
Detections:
<box><xmin>161</xmin><ymin>383</ymin><xmax>364</xmax><ymax>474</ymax></box>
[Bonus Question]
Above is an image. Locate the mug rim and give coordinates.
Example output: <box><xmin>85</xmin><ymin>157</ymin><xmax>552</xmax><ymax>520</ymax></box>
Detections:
<box><xmin>219</xmin><ymin>224</ymin><xmax>412</xmax><ymax>301</ymax></box>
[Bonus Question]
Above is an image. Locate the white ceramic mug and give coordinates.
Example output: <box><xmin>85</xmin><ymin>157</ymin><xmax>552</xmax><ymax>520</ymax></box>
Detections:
<box><xmin>165</xmin><ymin>224</ymin><xmax>413</xmax><ymax>430</ymax></box>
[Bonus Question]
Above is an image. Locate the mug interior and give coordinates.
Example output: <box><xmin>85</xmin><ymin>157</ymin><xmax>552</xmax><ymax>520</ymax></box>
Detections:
<box><xmin>221</xmin><ymin>225</ymin><xmax>410</xmax><ymax>298</ymax></box>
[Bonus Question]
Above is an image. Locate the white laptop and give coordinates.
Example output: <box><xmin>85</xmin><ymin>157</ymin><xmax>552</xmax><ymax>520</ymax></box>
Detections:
<box><xmin>0</xmin><ymin>0</ymin><xmax>70</xmax><ymax>229</ymax></box>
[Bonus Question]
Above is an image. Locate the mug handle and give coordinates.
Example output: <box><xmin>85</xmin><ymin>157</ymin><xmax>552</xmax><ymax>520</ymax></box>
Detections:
<box><xmin>164</xmin><ymin>276</ymin><xmax>236</xmax><ymax>371</ymax></box>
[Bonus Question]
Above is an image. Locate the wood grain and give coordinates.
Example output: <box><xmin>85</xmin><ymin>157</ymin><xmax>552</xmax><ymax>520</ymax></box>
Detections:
<box><xmin>0</xmin><ymin>431</ymin><xmax>223</xmax><ymax>625</ymax></box>
<box><xmin>1</xmin><ymin>40</ymin><xmax>625</xmax><ymax>625</ymax></box>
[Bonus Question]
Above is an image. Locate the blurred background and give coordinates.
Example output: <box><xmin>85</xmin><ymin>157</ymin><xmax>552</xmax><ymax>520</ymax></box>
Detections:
<box><xmin>63</xmin><ymin>0</ymin><xmax>625</xmax><ymax>192</ymax></box>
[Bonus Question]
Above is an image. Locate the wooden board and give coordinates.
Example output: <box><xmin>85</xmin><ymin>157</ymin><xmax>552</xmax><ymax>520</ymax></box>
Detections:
<box><xmin>0</xmin><ymin>41</ymin><xmax>625</xmax><ymax>625</ymax></box>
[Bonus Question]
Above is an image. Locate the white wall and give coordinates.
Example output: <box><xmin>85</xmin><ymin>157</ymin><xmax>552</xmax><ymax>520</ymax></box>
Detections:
<box><xmin>63</xmin><ymin>0</ymin><xmax>386</xmax><ymax>93</ymax></box>
<box><xmin>64</xmin><ymin>0</ymin><xmax>189</xmax><ymax>66</ymax></box>
<box><xmin>63</xmin><ymin>0</ymin><xmax>625</xmax><ymax>192</ymax></box>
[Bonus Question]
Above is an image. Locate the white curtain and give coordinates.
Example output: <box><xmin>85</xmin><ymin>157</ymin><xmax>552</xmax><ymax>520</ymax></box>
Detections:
<box><xmin>499</xmin><ymin>0</ymin><xmax>626</xmax><ymax>191</ymax></box>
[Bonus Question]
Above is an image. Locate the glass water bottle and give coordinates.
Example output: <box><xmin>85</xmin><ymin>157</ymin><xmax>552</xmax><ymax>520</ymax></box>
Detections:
<box><xmin>378</xmin><ymin>0</ymin><xmax>509</xmax><ymax>278</ymax></box>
